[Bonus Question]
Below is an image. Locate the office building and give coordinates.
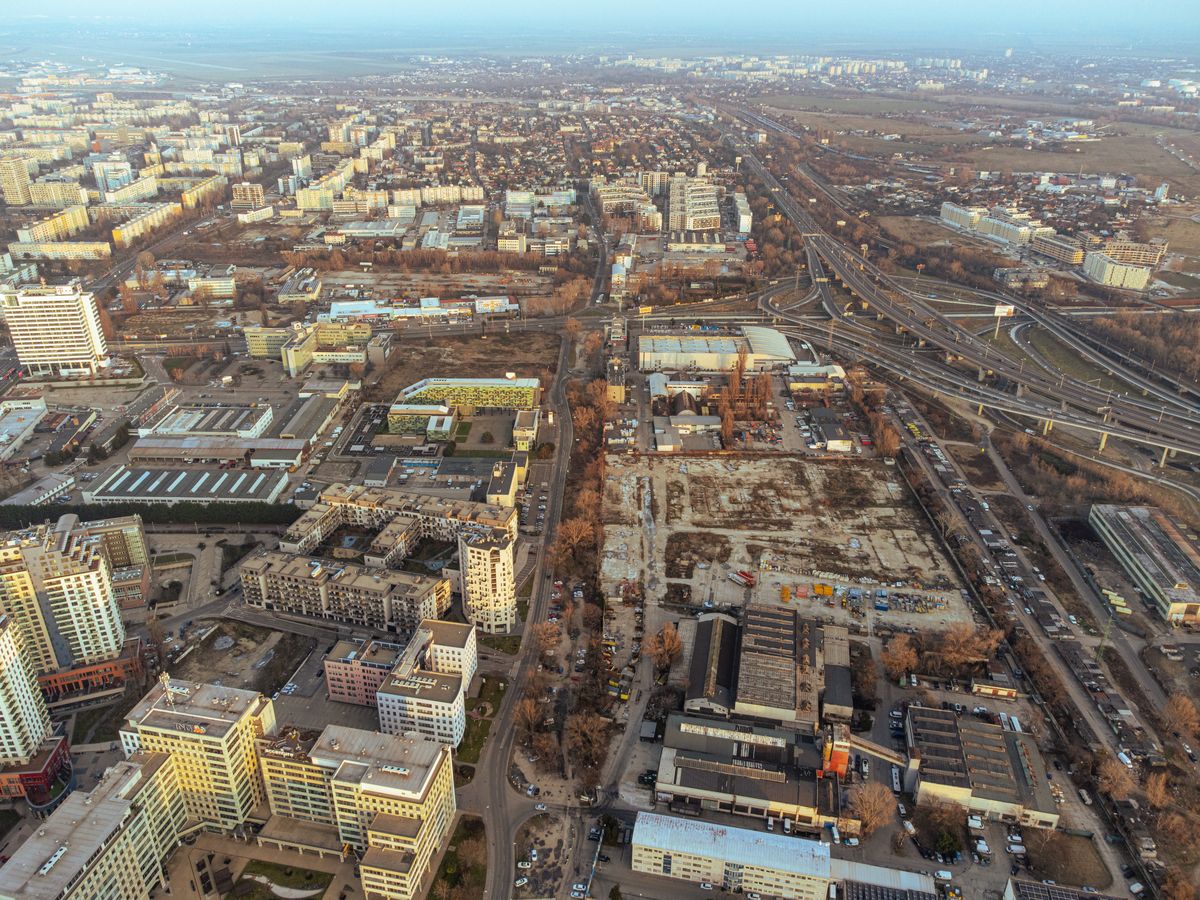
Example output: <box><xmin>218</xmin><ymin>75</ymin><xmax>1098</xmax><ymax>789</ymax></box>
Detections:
<box><xmin>904</xmin><ymin>707</ymin><xmax>1059</xmax><ymax>829</ymax></box>
<box><xmin>0</xmin><ymin>753</ymin><xmax>188</xmax><ymax>900</ymax></box>
<box><xmin>387</xmin><ymin>376</ymin><xmax>541</xmax><ymax>433</ymax></box>
<box><xmin>1</xmin><ymin>285</ymin><xmax>110</xmax><ymax>376</ymax></box>
<box><xmin>1083</xmin><ymin>251</ymin><xmax>1152</xmax><ymax>291</ymax></box>
<box><xmin>1004</xmin><ymin>880</ymin><xmax>1123</xmax><ymax>900</ymax></box>
<box><xmin>376</xmin><ymin>664</ymin><xmax>465</xmax><ymax>746</ymax></box>
<box><xmin>0</xmin><ymin>516</ymin><xmax>126</xmax><ymax>675</ymax></box>
<box><xmin>1089</xmin><ymin>504</ymin><xmax>1200</xmax><ymax>625</ymax></box>
<box><xmin>0</xmin><ymin>158</ymin><xmax>33</xmax><ymax>206</ymax></box>
<box><xmin>939</xmin><ymin>201</ymin><xmax>986</xmax><ymax>230</ymax></box>
<box><xmin>257</xmin><ymin>724</ymin><xmax>455</xmax><ymax>900</ymax></box>
<box><xmin>119</xmin><ymin>677</ymin><xmax>277</xmax><ymax>831</ymax></box>
<box><xmin>0</xmin><ymin>616</ymin><xmax>51</xmax><ymax>766</ymax></box>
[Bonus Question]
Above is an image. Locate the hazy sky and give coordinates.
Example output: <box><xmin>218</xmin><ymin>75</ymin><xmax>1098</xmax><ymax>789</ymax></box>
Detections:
<box><xmin>13</xmin><ymin>0</ymin><xmax>1200</xmax><ymax>39</ymax></box>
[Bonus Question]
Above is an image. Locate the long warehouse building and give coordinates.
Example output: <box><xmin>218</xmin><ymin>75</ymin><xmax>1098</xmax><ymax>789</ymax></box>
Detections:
<box><xmin>83</xmin><ymin>466</ymin><xmax>289</xmax><ymax>505</ymax></box>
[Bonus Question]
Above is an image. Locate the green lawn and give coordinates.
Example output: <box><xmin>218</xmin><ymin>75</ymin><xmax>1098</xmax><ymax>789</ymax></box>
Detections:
<box><xmin>451</xmin><ymin>448</ymin><xmax>512</xmax><ymax>459</ymax></box>
<box><xmin>479</xmin><ymin>633</ymin><xmax>521</xmax><ymax>654</ymax></box>
<box><xmin>474</xmin><ymin>675</ymin><xmax>508</xmax><ymax>710</ymax></box>
<box><xmin>457</xmin><ymin>716</ymin><xmax>493</xmax><ymax>765</ymax></box>
<box><xmin>150</xmin><ymin>551</ymin><xmax>195</xmax><ymax>567</ymax></box>
<box><xmin>240</xmin><ymin>860</ymin><xmax>333</xmax><ymax>891</ymax></box>
<box><xmin>454</xmin><ymin>421</ymin><xmax>473</xmax><ymax>439</ymax></box>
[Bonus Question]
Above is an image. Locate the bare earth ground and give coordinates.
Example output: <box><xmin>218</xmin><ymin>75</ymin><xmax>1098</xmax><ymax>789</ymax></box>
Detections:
<box><xmin>600</xmin><ymin>454</ymin><xmax>971</xmax><ymax>632</ymax></box>
<box><xmin>365</xmin><ymin>331</ymin><xmax>560</xmax><ymax>403</ymax></box>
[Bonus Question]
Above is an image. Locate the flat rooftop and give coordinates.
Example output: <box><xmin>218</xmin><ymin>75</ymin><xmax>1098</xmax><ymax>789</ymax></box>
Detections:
<box><xmin>124</xmin><ymin>678</ymin><xmax>266</xmax><ymax>739</ymax></box>
<box><xmin>327</xmin><ymin>638</ymin><xmax>405</xmax><ymax>669</ymax></box>
<box><xmin>311</xmin><ymin>724</ymin><xmax>446</xmax><ymax>798</ymax></box>
<box><xmin>377</xmin><ymin>669</ymin><xmax>462</xmax><ymax>703</ymax></box>
<box><xmin>85</xmin><ymin>465</ymin><xmax>288</xmax><ymax>503</ymax></box>
<box><xmin>423</xmin><ymin>619</ymin><xmax>473</xmax><ymax>648</ymax></box>
<box><xmin>633</xmin><ymin>811</ymin><xmax>830</xmax><ymax>877</ymax></box>
<box><xmin>146</xmin><ymin>403</ymin><xmax>269</xmax><ymax>436</ymax></box>
<box><xmin>0</xmin><ymin>754</ymin><xmax>171</xmax><ymax>900</ymax></box>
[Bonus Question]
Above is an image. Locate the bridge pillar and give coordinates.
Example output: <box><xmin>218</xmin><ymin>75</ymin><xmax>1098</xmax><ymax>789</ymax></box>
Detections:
<box><xmin>1060</xmin><ymin>399</ymin><xmax>1068</xmax><ymax>412</ymax></box>
<box><xmin>978</xmin><ymin>403</ymin><xmax>985</xmax><ymax>416</ymax></box>
<box><xmin>1015</xmin><ymin>382</ymin><xmax>1025</xmax><ymax>398</ymax></box>
<box><xmin>1160</xmin><ymin>446</ymin><xmax>1170</xmax><ymax>468</ymax></box>
<box><xmin>1042</xmin><ymin>419</ymin><xmax>1054</xmax><ymax>435</ymax></box>
<box><xmin>978</xmin><ymin>367</ymin><xmax>987</xmax><ymax>382</ymax></box>
<box><xmin>1098</xmin><ymin>432</ymin><xmax>1108</xmax><ymax>452</ymax></box>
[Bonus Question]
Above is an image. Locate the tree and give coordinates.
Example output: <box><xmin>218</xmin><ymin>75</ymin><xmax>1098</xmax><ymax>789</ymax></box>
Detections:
<box><xmin>564</xmin><ymin>712</ymin><xmax>611</xmax><ymax>775</ymax></box>
<box><xmin>881</xmin><ymin>635</ymin><xmax>918</xmax><ymax>680</ymax></box>
<box><xmin>1163</xmin><ymin>868</ymin><xmax>1198</xmax><ymax>900</ymax></box>
<box><xmin>1144</xmin><ymin>771</ymin><xmax>1170</xmax><ymax>809</ymax></box>
<box><xmin>479</xmin><ymin>431</ymin><xmax>495</xmax><ymax>444</ymax></box>
<box><xmin>849</xmin><ymin>782</ymin><xmax>893</xmax><ymax>835</ymax></box>
<box><xmin>1097</xmin><ymin>755</ymin><xmax>1134</xmax><ymax>798</ymax></box>
<box><xmin>531</xmin><ymin>732</ymin><xmax>559</xmax><ymax>771</ymax></box>
<box><xmin>531</xmin><ymin>622</ymin><xmax>561</xmax><ymax>656</ymax></box>
<box><xmin>513</xmin><ymin>698</ymin><xmax>542</xmax><ymax>741</ymax></box>
<box><xmin>146</xmin><ymin>616</ymin><xmax>168</xmax><ymax>668</ymax></box>
<box><xmin>645</xmin><ymin>622</ymin><xmax>682</xmax><ymax>672</ymax></box>
<box><xmin>1165</xmin><ymin>693</ymin><xmax>1200</xmax><ymax>738</ymax></box>
<box><xmin>563</xmin><ymin>318</ymin><xmax>582</xmax><ymax>344</ymax></box>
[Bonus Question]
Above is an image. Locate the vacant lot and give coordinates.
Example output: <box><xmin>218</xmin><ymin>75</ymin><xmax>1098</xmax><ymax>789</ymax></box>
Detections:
<box><xmin>601</xmin><ymin>455</ymin><xmax>969</xmax><ymax>631</ymax></box>
<box><xmin>170</xmin><ymin>620</ymin><xmax>314</xmax><ymax>695</ymax></box>
<box><xmin>366</xmin><ymin>331</ymin><xmax>559</xmax><ymax>403</ymax></box>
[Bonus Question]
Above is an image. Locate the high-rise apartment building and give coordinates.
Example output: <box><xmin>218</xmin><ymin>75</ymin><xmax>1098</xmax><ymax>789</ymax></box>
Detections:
<box><xmin>0</xmin><ymin>515</ymin><xmax>126</xmax><ymax>674</ymax></box>
<box><xmin>0</xmin><ymin>616</ymin><xmax>51</xmax><ymax>766</ymax></box>
<box><xmin>92</xmin><ymin>156</ymin><xmax>134</xmax><ymax>193</ymax></box>
<box><xmin>119</xmin><ymin>677</ymin><xmax>277</xmax><ymax>831</ymax></box>
<box><xmin>0</xmin><ymin>753</ymin><xmax>188</xmax><ymax>900</ymax></box>
<box><xmin>231</xmin><ymin>181</ymin><xmax>266</xmax><ymax>209</ymax></box>
<box><xmin>258</xmin><ymin>724</ymin><xmax>456</xmax><ymax>900</ymax></box>
<box><xmin>0</xmin><ymin>158</ymin><xmax>33</xmax><ymax>206</ymax></box>
<box><xmin>458</xmin><ymin>530</ymin><xmax>517</xmax><ymax>634</ymax></box>
<box><xmin>1</xmin><ymin>285</ymin><xmax>110</xmax><ymax>376</ymax></box>
<box><xmin>667</xmin><ymin>176</ymin><xmax>721</xmax><ymax>232</ymax></box>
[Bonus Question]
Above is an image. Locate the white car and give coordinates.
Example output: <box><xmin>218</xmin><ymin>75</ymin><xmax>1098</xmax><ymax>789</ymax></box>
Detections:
<box><xmin>535</xmin><ymin>803</ymin><xmax>547</xmax><ymax>811</ymax></box>
<box><xmin>517</xmin><ymin>861</ymin><xmax>531</xmax><ymax>870</ymax></box>
<box><xmin>514</xmin><ymin>877</ymin><xmax>528</xmax><ymax>888</ymax></box>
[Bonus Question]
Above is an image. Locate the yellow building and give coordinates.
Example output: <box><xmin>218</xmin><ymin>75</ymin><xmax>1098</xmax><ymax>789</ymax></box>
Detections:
<box><xmin>458</xmin><ymin>530</ymin><xmax>517</xmax><ymax>634</ymax></box>
<box><xmin>112</xmin><ymin>202</ymin><xmax>182</xmax><ymax>249</ymax></box>
<box><xmin>181</xmin><ymin>174</ymin><xmax>228</xmax><ymax>209</ymax></box>
<box><xmin>0</xmin><ymin>516</ymin><xmax>126</xmax><ymax>674</ymax></box>
<box><xmin>0</xmin><ymin>753</ymin><xmax>188</xmax><ymax>900</ymax></box>
<box><xmin>119</xmin><ymin>677</ymin><xmax>277</xmax><ymax>831</ymax></box>
<box><xmin>258</xmin><ymin>724</ymin><xmax>456</xmax><ymax>900</ymax></box>
<box><xmin>244</xmin><ymin>325</ymin><xmax>294</xmax><ymax>359</ymax></box>
<box><xmin>15</xmin><ymin>204</ymin><xmax>89</xmax><ymax>243</ymax></box>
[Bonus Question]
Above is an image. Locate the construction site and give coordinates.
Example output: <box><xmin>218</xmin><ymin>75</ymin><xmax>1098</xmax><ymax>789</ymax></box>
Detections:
<box><xmin>600</xmin><ymin>454</ymin><xmax>973</xmax><ymax>633</ymax></box>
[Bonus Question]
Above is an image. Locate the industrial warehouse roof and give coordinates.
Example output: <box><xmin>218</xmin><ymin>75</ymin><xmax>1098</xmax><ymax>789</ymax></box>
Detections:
<box><xmin>84</xmin><ymin>465</ymin><xmax>289</xmax><ymax>504</ymax></box>
<box><xmin>633</xmin><ymin>811</ymin><xmax>830</xmax><ymax>876</ymax></box>
<box><xmin>742</xmin><ymin>325</ymin><xmax>798</xmax><ymax>362</ymax></box>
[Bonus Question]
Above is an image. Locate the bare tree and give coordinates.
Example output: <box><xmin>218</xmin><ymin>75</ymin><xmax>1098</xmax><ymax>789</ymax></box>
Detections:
<box><xmin>881</xmin><ymin>634</ymin><xmax>918</xmax><ymax>680</ymax></box>
<box><xmin>1165</xmin><ymin>693</ymin><xmax>1200</xmax><ymax>738</ymax></box>
<box><xmin>645</xmin><ymin>622</ymin><xmax>682</xmax><ymax>672</ymax></box>
<box><xmin>531</xmin><ymin>622</ymin><xmax>561</xmax><ymax>656</ymax></box>
<box><xmin>848</xmin><ymin>782</ymin><xmax>893</xmax><ymax>836</ymax></box>
<box><xmin>1145</xmin><ymin>771</ymin><xmax>1171</xmax><ymax>809</ymax></box>
<box><xmin>1097</xmin><ymin>756</ymin><xmax>1135</xmax><ymax>799</ymax></box>
<box><xmin>513</xmin><ymin>698</ymin><xmax>542</xmax><ymax>742</ymax></box>
<box><xmin>565</xmin><ymin>712</ymin><xmax>611</xmax><ymax>775</ymax></box>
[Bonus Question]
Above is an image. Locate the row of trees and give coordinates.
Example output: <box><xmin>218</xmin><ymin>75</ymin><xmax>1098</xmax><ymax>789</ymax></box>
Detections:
<box><xmin>879</xmin><ymin>624</ymin><xmax>1003</xmax><ymax>681</ymax></box>
<box><xmin>1085</xmin><ymin>311</ymin><xmax>1200</xmax><ymax>383</ymax></box>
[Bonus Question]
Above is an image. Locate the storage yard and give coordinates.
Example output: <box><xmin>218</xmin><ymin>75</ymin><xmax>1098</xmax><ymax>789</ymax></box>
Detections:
<box><xmin>600</xmin><ymin>454</ymin><xmax>972</xmax><ymax>632</ymax></box>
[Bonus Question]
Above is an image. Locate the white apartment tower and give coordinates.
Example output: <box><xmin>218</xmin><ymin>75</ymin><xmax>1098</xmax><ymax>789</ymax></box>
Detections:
<box><xmin>0</xmin><ymin>517</ymin><xmax>126</xmax><ymax>674</ymax></box>
<box><xmin>2</xmin><ymin>286</ymin><xmax>111</xmax><ymax>376</ymax></box>
<box><xmin>667</xmin><ymin>176</ymin><xmax>721</xmax><ymax>231</ymax></box>
<box><xmin>458</xmin><ymin>530</ymin><xmax>517</xmax><ymax>634</ymax></box>
<box><xmin>0</xmin><ymin>158</ymin><xmax>32</xmax><ymax>206</ymax></box>
<box><xmin>0</xmin><ymin>616</ymin><xmax>51</xmax><ymax>766</ymax></box>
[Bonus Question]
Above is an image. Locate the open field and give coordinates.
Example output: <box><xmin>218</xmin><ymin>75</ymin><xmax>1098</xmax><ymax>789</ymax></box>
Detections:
<box><xmin>366</xmin><ymin>331</ymin><xmax>560</xmax><ymax>403</ymax></box>
<box><xmin>1024</xmin><ymin>326</ymin><xmax>1127</xmax><ymax>394</ymax></box>
<box><xmin>600</xmin><ymin>454</ymin><xmax>970</xmax><ymax>632</ymax></box>
<box><xmin>757</xmin><ymin>94</ymin><xmax>944</xmax><ymax>115</ymax></box>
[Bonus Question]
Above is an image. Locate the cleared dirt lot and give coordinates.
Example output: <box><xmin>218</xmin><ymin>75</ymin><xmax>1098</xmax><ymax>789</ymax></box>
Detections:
<box><xmin>600</xmin><ymin>454</ymin><xmax>970</xmax><ymax>632</ymax></box>
<box><xmin>365</xmin><ymin>331</ymin><xmax>559</xmax><ymax>403</ymax></box>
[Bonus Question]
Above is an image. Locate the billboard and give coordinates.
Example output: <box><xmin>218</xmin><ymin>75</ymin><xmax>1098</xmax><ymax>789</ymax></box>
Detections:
<box><xmin>993</xmin><ymin>304</ymin><xmax>1016</xmax><ymax>317</ymax></box>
